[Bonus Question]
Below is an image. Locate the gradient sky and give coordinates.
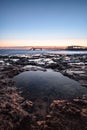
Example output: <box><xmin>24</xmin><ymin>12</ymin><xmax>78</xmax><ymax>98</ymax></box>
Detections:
<box><xmin>0</xmin><ymin>0</ymin><xmax>87</xmax><ymax>47</ymax></box>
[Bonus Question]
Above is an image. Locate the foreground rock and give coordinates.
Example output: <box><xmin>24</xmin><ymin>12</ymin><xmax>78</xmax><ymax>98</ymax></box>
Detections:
<box><xmin>0</xmin><ymin>65</ymin><xmax>33</xmax><ymax>130</ymax></box>
<box><xmin>0</xmin><ymin>54</ymin><xmax>87</xmax><ymax>130</ymax></box>
<box><xmin>0</xmin><ymin>79</ymin><xmax>87</xmax><ymax>130</ymax></box>
<box><xmin>16</xmin><ymin>95</ymin><xmax>87</xmax><ymax>130</ymax></box>
<box><xmin>0</xmin><ymin>85</ymin><xmax>33</xmax><ymax>130</ymax></box>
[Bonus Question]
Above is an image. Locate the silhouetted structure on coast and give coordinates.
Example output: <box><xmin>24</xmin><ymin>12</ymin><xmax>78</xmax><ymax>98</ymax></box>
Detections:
<box><xmin>66</xmin><ymin>46</ymin><xmax>87</xmax><ymax>51</ymax></box>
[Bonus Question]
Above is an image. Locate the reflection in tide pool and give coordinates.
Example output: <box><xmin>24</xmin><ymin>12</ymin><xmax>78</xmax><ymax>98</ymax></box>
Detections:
<box><xmin>14</xmin><ymin>69</ymin><xmax>87</xmax><ymax>100</ymax></box>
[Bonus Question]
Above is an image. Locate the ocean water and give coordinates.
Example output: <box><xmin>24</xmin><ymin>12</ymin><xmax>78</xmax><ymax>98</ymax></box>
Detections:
<box><xmin>0</xmin><ymin>49</ymin><xmax>87</xmax><ymax>55</ymax></box>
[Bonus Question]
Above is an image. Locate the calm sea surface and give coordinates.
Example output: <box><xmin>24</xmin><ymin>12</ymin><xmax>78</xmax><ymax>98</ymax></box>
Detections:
<box><xmin>0</xmin><ymin>49</ymin><xmax>87</xmax><ymax>55</ymax></box>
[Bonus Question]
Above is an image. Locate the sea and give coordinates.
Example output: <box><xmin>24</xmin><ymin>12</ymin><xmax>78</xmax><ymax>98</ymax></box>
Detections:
<box><xmin>0</xmin><ymin>49</ymin><xmax>87</xmax><ymax>55</ymax></box>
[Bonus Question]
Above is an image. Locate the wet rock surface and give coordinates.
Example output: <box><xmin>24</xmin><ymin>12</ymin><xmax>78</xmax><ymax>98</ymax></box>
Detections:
<box><xmin>0</xmin><ymin>85</ymin><xmax>32</xmax><ymax>130</ymax></box>
<box><xmin>0</xmin><ymin>53</ymin><xmax>87</xmax><ymax>130</ymax></box>
<box><xmin>16</xmin><ymin>95</ymin><xmax>87</xmax><ymax>130</ymax></box>
<box><xmin>0</xmin><ymin>53</ymin><xmax>87</xmax><ymax>86</ymax></box>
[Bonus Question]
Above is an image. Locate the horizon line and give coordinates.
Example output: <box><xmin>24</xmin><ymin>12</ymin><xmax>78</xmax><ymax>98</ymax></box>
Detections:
<box><xmin>0</xmin><ymin>45</ymin><xmax>87</xmax><ymax>49</ymax></box>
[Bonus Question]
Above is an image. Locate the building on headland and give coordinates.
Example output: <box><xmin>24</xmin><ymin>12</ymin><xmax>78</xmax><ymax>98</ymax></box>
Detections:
<box><xmin>66</xmin><ymin>46</ymin><xmax>87</xmax><ymax>50</ymax></box>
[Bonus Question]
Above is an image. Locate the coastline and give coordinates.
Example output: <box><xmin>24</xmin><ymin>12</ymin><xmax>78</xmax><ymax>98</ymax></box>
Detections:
<box><xmin>0</xmin><ymin>53</ymin><xmax>87</xmax><ymax>130</ymax></box>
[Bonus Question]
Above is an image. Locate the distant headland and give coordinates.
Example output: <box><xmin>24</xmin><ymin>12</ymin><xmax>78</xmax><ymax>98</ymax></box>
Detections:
<box><xmin>66</xmin><ymin>46</ymin><xmax>87</xmax><ymax>51</ymax></box>
<box><xmin>0</xmin><ymin>45</ymin><xmax>87</xmax><ymax>51</ymax></box>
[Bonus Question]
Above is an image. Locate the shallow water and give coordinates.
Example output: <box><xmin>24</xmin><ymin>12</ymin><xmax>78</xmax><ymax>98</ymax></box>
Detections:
<box><xmin>14</xmin><ymin>69</ymin><xmax>87</xmax><ymax>100</ymax></box>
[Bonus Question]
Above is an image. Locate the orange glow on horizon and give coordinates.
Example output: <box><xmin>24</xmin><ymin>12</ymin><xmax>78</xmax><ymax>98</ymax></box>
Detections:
<box><xmin>0</xmin><ymin>39</ymin><xmax>87</xmax><ymax>47</ymax></box>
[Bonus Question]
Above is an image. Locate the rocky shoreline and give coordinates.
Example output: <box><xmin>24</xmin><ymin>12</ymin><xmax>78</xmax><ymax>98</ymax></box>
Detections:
<box><xmin>0</xmin><ymin>53</ymin><xmax>87</xmax><ymax>130</ymax></box>
<box><xmin>0</xmin><ymin>53</ymin><xmax>87</xmax><ymax>86</ymax></box>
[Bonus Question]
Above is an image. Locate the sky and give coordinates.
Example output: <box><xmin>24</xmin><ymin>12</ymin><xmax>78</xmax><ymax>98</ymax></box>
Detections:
<box><xmin>0</xmin><ymin>0</ymin><xmax>87</xmax><ymax>47</ymax></box>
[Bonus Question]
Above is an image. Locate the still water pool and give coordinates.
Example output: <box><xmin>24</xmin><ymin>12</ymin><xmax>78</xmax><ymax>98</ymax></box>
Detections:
<box><xmin>14</xmin><ymin>69</ymin><xmax>87</xmax><ymax>100</ymax></box>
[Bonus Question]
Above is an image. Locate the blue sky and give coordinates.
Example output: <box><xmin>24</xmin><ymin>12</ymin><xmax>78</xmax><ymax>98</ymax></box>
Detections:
<box><xmin>0</xmin><ymin>0</ymin><xmax>87</xmax><ymax>46</ymax></box>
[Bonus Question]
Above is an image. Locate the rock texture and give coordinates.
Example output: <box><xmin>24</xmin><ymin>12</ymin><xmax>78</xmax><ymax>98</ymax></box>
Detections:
<box><xmin>16</xmin><ymin>96</ymin><xmax>87</xmax><ymax>130</ymax></box>
<box><xmin>0</xmin><ymin>54</ymin><xmax>87</xmax><ymax>130</ymax></box>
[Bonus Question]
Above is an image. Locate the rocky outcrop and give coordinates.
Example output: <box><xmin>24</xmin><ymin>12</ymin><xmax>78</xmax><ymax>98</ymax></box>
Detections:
<box><xmin>0</xmin><ymin>84</ymin><xmax>33</xmax><ymax>130</ymax></box>
<box><xmin>32</xmin><ymin>96</ymin><xmax>87</xmax><ymax>130</ymax></box>
<box><xmin>0</xmin><ymin>54</ymin><xmax>87</xmax><ymax>130</ymax></box>
<box><xmin>0</xmin><ymin>65</ymin><xmax>33</xmax><ymax>130</ymax></box>
<box><xmin>16</xmin><ymin>96</ymin><xmax>87</xmax><ymax>130</ymax></box>
<box><xmin>0</xmin><ymin>80</ymin><xmax>87</xmax><ymax>130</ymax></box>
